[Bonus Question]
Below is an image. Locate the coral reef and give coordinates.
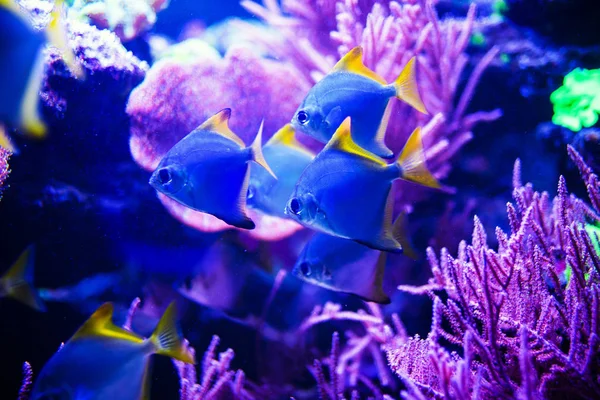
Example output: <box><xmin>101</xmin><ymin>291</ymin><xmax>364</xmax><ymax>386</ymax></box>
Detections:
<box><xmin>391</xmin><ymin>147</ymin><xmax>600</xmax><ymax>399</ymax></box>
<box><xmin>0</xmin><ymin>147</ymin><xmax>10</xmax><ymax>201</ymax></box>
<box><xmin>70</xmin><ymin>0</ymin><xmax>170</xmax><ymax>42</ymax></box>
<box><xmin>551</xmin><ymin>68</ymin><xmax>600</xmax><ymax>132</ymax></box>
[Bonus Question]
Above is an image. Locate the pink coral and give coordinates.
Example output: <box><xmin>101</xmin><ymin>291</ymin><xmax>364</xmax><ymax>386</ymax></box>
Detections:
<box><xmin>0</xmin><ymin>146</ymin><xmax>11</xmax><ymax>200</ymax></box>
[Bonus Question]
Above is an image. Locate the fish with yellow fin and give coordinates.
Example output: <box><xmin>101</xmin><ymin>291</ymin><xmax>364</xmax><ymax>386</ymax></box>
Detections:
<box><xmin>0</xmin><ymin>0</ymin><xmax>84</xmax><ymax>138</ymax></box>
<box><xmin>150</xmin><ymin>109</ymin><xmax>276</xmax><ymax>230</ymax></box>
<box><xmin>0</xmin><ymin>245</ymin><xmax>45</xmax><ymax>311</ymax></box>
<box><xmin>292</xmin><ymin>214</ymin><xmax>416</xmax><ymax>304</ymax></box>
<box><xmin>285</xmin><ymin>117</ymin><xmax>440</xmax><ymax>253</ymax></box>
<box><xmin>291</xmin><ymin>46</ymin><xmax>427</xmax><ymax>158</ymax></box>
<box><xmin>247</xmin><ymin>124</ymin><xmax>315</xmax><ymax>219</ymax></box>
<box><xmin>31</xmin><ymin>302</ymin><xmax>195</xmax><ymax>400</ymax></box>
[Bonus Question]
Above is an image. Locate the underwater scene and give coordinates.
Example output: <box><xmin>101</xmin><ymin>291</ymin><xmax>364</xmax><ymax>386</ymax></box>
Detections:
<box><xmin>1</xmin><ymin>0</ymin><xmax>600</xmax><ymax>398</ymax></box>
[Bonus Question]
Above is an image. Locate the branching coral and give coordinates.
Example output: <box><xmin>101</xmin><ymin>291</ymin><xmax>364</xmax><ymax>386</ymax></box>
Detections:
<box><xmin>392</xmin><ymin>147</ymin><xmax>600</xmax><ymax>399</ymax></box>
<box><xmin>241</xmin><ymin>0</ymin><xmax>502</xmax><ymax>210</ymax></box>
<box><xmin>0</xmin><ymin>146</ymin><xmax>11</xmax><ymax>201</ymax></box>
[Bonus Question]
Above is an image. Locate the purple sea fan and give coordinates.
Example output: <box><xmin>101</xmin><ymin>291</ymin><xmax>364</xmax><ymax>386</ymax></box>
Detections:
<box><xmin>0</xmin><ymin>146</ymin><xmax>11</xmax><ymax>201</ymax></box>
<box><xmin>242</xmin><ymin>0</ymin><xmax>502</xmax><ymax>210</ymax></box>
<box><xmin>393</xmin><ymin>147</ymin><xmax>600</xmax><ymax>399</ymax></box>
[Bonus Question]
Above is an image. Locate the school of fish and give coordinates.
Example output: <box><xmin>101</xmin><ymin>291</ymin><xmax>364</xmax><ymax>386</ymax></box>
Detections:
<box><xmin>0</xmin><ymin>1</ymin><xmax>443</xmax><ymax>396</ymax></box>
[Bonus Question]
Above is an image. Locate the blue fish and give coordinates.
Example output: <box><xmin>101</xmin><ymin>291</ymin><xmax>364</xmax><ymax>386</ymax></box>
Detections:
<box><xmin>247</xmin><ymin>124</ymin><xmax>315</xmax><ymax>219</ymax></box>
<box><xmin>149</xmin><ymin>109</ymin><xmax>276</xmax><ymax>229</ymax></box>
<box><xmin>285</xmin><ymin>117</ymin><xmax>439</xmax><ymax>253</ymax></box>
<box><xmin>292</xmin><ymin>214</ymin><xmax>415</xmax><ymax>304</ymax></box>
<box><xmin>31</xmin><ymin>302</ymin><xmax>195</xmax><ymax>400</ymax></box>
<box><xmin>0</xmin><ymin>0</ymin><xmax>83</xmax><ymax>137</ymax></box>
<box><xmin>290</xmin><ymin>46</ymin><xmax>427</xmax><ymax>158</ymax></box>
<box><xmin>0</xmin><ymin>245</ymin><xmax>45</xmax><ymax>311</ymax></box>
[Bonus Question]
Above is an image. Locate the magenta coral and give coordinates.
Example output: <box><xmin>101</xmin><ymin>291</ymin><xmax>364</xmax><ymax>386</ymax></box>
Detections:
<box><xmin>392</xmin><ymin>146</ymin><xmax>600</xmax><ymax>399</ymax></box>
<box><xmin>0</xmin><ymin>146</ymin><xmax>11</xmax><ymax>200</ymax></box>
<box><xmin>242</xmin><ymin>0</ymin><xmax>502</xmax><ymax>211</ymax></box>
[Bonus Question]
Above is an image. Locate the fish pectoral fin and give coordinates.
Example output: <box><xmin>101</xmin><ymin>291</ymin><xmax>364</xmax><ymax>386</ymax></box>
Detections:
<box><xmin>150</xmin><ymin>302</ymin><xmax>195</xmax><ymax>364</ymax></box>
<box><xmin>332</xmin><ymin>47</ymin><xmax>387</xmax><ymax>85</ymax></box>
<box><xmin>371</xmin><ymin>101</ymin><xmax>394</xmax><ymax>159</ymax></box>
<box><xmin>226</xmin><ymin>167</ymin><xmax>256</xmax><ymax>230</ymax></box>
<box><xmin>396</xmin><ymin>127</ymin><xmax>441</xmax><ymax>189</ymax></box>
<box><xmin>250</xmin><ymin>120</ymin><xmax>277</xmax><ymax>179</ymax></box>
<box><xmin>198</xmin><ymin>108</ymin><xmax>245</xmax><ymax>148</ymax></box>
<box><xmin>325</xmin><ymin>117</ymin><xmax>387</xmax><ymax>166</ymax></box>
<box><xmin>72</xmin><ymin>302</ymin><xmax>144</xmax><ymax>343</ymax></box>
<box><xmin>46</xmin><ymin>0</ymin><xmax>85</xmax><ymax>79</ymax></box>
<box><xmin>393</xmin><ymin>57</ymin><xmax>428</xmax><ymax>114</ymax></box>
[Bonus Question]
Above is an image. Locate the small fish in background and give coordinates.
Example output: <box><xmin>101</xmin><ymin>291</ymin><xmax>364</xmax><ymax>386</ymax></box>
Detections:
<box><xmin>30</xmin><ymin>302</ymin><xmax>195</xmax><ymax>400</ymax></box>
<box><xmin>0</xmin><ymin>0</ymin><xmax>84</xmax><ymax>138</ymax></box>
<box><xmin>248</xmin><ymin>124</ymin><xmax>315</xmax><ymax>219</ymax></box>
<box><xmin>292</xmin><ymin>214</ymin><xmax>416</xmax><ymax>304</ymax></box>
<box><xmin>150</xmin><ymin>108</ymin><xmax>276</xmax><ymax>229</ymax></box>
<box><xmin>0</xmin><ymin>245</ymin><xmax>45</xmax><ymax>311</ymax></box>
<box><xmin>290</xmin><ymin>46</ymin><xmax>427</xmax><ymax>158</ymax></box>
<box><xmin>286</xmin><ymin>117</ymin><xmax>440</xmax><ymax>253</ymax></box>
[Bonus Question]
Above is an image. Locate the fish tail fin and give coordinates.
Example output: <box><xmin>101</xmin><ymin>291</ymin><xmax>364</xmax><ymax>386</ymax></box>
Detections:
<box><xmin>250</xmin><ymin>120</ymin><xmax>277</xmax><ymax>180</ymax></box>
<box><xmin>46</xmin><ymin>0</ymin><xmax>84</xmax><ymax>79</ymax></box>
<box><xmin>396</xmin><ymin>127</ymin><xmax>440</xmax><ymax>189</ymax></box>
<box><xmin>392</xmin><ymin>57</ymin><xmax>428</xmax><ymax>115</ymax></box>
<box><xmin>392</xmin><ymin>213</ymin><xmax>418</xmax><ymax>260</ymax></box>
<box><xmin>2</xmin><ymin>246</ymin><xmax>45</xmax><ymax>311</ymax></box>
<box><xmin>150</xmin><ymin>302</ymin><xmax>195</xmax><ymax>364</ymax></box>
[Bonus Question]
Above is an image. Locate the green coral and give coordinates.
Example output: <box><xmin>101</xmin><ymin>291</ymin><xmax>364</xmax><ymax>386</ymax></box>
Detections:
<box><xmin>551</xmin><ymin>68</ymin><xmax>600</xmax><ymax>132</ymax></box>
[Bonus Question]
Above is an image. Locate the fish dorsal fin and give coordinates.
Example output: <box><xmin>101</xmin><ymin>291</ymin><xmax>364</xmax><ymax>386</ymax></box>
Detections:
<box><xmin>332</xmin><ymin>47</ymin><xmax>387</xmax><ymax>85</ymax></box>
<box><xmin>72</xmin><ymin>302</ymin><xmax>144</xmax><ymax>343</ymax></box>
<box><xmin>325</xmin><ymin>117</ymin><xmax>387</xmax><ymax>166</ymax></box>
<box><xmin>198</xmin><ymin>109</ymin><xmax>245</xmax><ymax>148</ymax></box>
<box><xmin>266</xmin><ymin>124</ymin><xmax>315</xmax><ymax>157</ymax></box>
<box><xmin>150</xmin><ymin>302</ymin><xmax>195</xmax><ymax>364</ymax></box>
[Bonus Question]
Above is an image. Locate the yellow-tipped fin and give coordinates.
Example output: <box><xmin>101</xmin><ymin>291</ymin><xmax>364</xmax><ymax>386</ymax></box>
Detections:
<box><xmin>250</xmin><ymin>120</ymin><xmax>276</xmax><ymax>179</ymax></box>
<box><xmin>198</xmin><ymin>109</ymin><xmax>245</xmax><ymax>148</ymax></box>
<box><xmin>0</xmin><ymin>0</ymin><xmax>21</xmax><ymax>14</ymax></box>
<box><xmin>46</xmin><ymin>0</ymin><xmax>84</xmax><ymax>79</ymax></box>
<box><xmin>150</xmin><ymin>302</ymin><xmax>196</xmax><ymax>364</ymax></box>
<box><xmin>266</xmin><ymin>124</ymin><xmax>315</xmax><ymax>158</ymax></box>
<box><xmin>72</xmin><ymin>302</ymin><xmax>144</xmax><ymax>343</ymax></box>
<box><xmin>2</xmin><ymin>246</ymin><xmax>45</xmax><ymax>311</ymax></box>
<box><xmin>393</xmin><ymin>57</ymin><xmax>428</xmax><ymax>115</ymax></box>
<box><xmin>397</xmin><ymin>127</ymin><xmax>440</xmax><ymax>189</ymax></box>
<box><xmin>19</xmin><ymin>51</ymin><xmax>47</xmax><ymax>138</ymax></box>
<box><xmin>325</xmin><ymin>117</ymin><xmax>387</xmax><ymax>166</ymax></box>
<box><xmin>332</xmin><ymin>47</ymin><xmax>387</xmax><ymax>85</ymax></box>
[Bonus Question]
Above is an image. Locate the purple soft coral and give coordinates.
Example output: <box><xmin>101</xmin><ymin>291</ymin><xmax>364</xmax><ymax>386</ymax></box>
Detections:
<box><xmin>0</xmin><ymin>146</ymin><xmax>11</xmax><ymax>200</ymax></box>
<box><xmin>393</xmin><ymin>146</ymin><xmax>600</xmax><ymax>399</ymax></box>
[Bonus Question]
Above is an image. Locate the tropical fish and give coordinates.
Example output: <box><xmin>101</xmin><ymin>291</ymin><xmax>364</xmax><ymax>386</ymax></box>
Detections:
<box><xmin>0</xmin><ymin>0</ymin><xmax>83</xmax><ymax>138</ymax></box>
<box><xmin>0</xmin><ymin>245</ymin><xmax>45</xmax><ymax>311</ymax></box>
<box><xmin>149</xmin><ymin>109</ymin><xmax>276</xmax><ymax>229</ymax></box>
<box><xmin>247</xmin><ymin>124</ymin><xmax>315</xmax><ymax>219</ymax></box>
<box><xmin>30</xmin><ymin>302</ymin><xmax>195</xmax><ymax>400</ymax></box>
<box><xmin>290</xmin><ymin>46</ymin><xmax>427</xmax><ymax>158</ymax></box>
<box><xmin>285</xmin><ymin>117</ymin><xmax>440</xmax><ymax>253</ymax></box>
<box><xmin>292</xmin><ymin>214</ymin><xmax>415</xmax><ymax>304</ymax></box>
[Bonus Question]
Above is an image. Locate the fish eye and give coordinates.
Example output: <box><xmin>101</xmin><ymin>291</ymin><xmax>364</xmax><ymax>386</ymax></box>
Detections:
<box><xmin>297</xmin><ymin>110</ymin><xmax>309</xmax><ymax>125</ymax></box>
<box><xmin>299</xmin><ymin>262</ymin><xmax>311</xmax><ymax>276</ymax></box>
<box><xmin>288</xmin><ymin>198</ymin><xmax>302</xmax><ymax>215</ymax></box>
<box><xmin>158</xmin><ymin>168</ymin><xmax>172</xmax><ymax>185</ymax></box>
